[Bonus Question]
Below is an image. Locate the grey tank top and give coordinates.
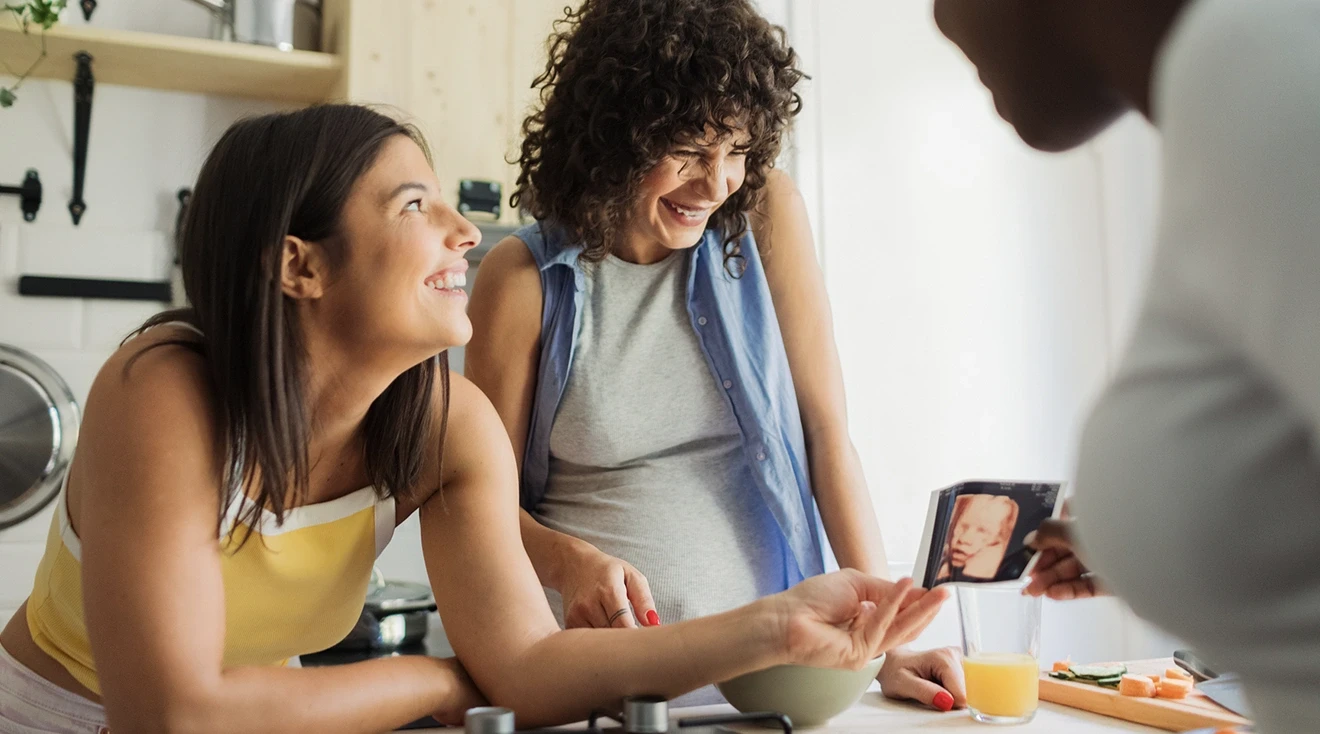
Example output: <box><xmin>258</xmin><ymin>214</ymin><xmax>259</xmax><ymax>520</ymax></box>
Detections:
<box><xmin>536</xmin><ymin>251</ymin><xmax>787</xmax><ymax>646</ymax></box>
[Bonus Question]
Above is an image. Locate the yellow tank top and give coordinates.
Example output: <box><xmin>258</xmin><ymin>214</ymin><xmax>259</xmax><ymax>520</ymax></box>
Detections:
<box><xmin>25</xmin><ymin>479</ymin><xmax>395</xmax><ymax>695</ymax></box>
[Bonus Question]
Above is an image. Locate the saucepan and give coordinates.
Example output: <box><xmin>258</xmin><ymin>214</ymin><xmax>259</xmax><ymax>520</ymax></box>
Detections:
<box><xmin>329</xmin><ymin>568</ymin><xmax>438</xmax><ymax>652</ymax></box>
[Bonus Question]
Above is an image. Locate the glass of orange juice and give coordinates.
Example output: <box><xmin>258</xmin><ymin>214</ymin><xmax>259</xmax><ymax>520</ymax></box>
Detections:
<box><xmin>957</xmin><ymin>584</ymin><xmax>1042</xmax><ymax>724</ymax></box>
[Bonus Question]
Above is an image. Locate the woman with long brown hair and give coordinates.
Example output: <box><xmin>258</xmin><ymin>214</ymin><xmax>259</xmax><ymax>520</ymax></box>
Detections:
<box><xmin>0</xmin><ymin>104</ymin><xmax>945</xmax><ymax>733</ymax></box>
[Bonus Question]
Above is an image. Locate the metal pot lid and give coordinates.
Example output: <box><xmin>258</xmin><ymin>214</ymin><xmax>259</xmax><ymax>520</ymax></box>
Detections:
<box><xmin>0</xmin><ymin>345</ymin><xmax>79</xmax><ymax>530</ymax></box>
<box><xmin>366</xmin><ymin>568</ymin><xmax>436</xmax><ymax>614</ymax></box>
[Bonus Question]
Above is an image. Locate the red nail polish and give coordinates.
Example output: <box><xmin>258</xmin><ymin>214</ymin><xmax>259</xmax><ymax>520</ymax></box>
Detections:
<box><xmin>646</xmin><ymin>609</ymin><xmax>660</xmax><ymax>626</ymax></box>
<box><xmin>933</xmin><ymin>691</ymin><xmax>954</xmax><ymax>712</ymax></box>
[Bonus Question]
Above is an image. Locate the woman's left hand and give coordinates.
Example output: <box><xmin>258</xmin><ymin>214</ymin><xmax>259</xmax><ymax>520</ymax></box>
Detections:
<box><xmin>877</xmin><ymin>647</ymin><xmax>966</xmax><ymax>712</ymax></box>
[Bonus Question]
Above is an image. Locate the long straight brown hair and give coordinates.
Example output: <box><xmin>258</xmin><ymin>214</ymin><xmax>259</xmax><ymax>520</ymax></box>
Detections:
<box><xmin>131</xmin><ymin>105</ymin><xmax>449</xmax><ymax>541</ymax></box>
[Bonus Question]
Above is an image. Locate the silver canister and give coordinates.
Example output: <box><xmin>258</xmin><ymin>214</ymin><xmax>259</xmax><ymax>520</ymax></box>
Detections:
<box><xmin>464</xmin><ymin>707</ymin><xmax>515</xmax><ymax>734</ymax></box>
<box><xmin>233</xmin><ymin>0</ymin><xmax>297</xmax><ymax>51</ymax></box>
<box><xmin>183</xmin><ymin>0</ymin><xmax>314</xmax><ymax>51</ymax></box>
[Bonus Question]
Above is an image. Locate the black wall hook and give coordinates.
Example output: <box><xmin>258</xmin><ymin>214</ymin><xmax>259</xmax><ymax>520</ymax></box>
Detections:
<box><xmin>0</xmin><ymin>169</ymin><xmax>43</xmax><ymax>222</ymax></box>
<box><xmin>80</xmin><ymin>0</ymin><xmax>96</xmax><ymax>20</ymax></box>
<box><xmin>69</xmin><ymin>51</ymin><xmax>94</xmax><ymax>225</ymax></box>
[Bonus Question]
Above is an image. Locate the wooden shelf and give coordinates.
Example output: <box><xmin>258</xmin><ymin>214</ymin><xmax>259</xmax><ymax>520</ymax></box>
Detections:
<box><xmin>0</xmin><ymin>19</ymin><xmax>342</xmax><ymax>104</ymax></box>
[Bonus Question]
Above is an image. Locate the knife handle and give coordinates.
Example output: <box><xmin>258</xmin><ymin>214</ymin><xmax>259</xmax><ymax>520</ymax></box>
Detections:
<box><xmin>1173</xmin><ymin>649</ymin><xmax>1218</xmax><ymax>682</ymax></box>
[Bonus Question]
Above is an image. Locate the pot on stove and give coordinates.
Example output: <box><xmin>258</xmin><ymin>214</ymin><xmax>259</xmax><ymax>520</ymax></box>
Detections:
<box><xmin>330</xmin><ymin>567</ymin><xmax>437</xmax><ymax>651</ymax></box>
<box><xmin>0</xmin><ymin>344</ymin><xmax>79</xmax><ymax>530</ymax></box>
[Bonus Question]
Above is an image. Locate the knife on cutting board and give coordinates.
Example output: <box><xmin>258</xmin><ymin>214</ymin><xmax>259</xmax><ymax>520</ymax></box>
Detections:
<box><xmin>1174</xmin><ymin>649</ymin><xmax>1254</xmax><ymax>719</ymax></box>
<box><xmin>1197</xmin><ymin>674</ymin><xmax>1253</xmax><ymax>719</ymax></box>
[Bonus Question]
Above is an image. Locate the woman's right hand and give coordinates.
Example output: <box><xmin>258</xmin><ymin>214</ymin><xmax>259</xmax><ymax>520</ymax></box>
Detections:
<box><xmin>769</xmin><ymin>571</ymin><xmax>949</xmax><ymax>670</ymax></box>
<box><xmin>558</xmin><ymin>543</ymin><xmax>660</xmax><ymax>629</ymax></box>
<box><xmin>1024</xmin><ymin>519</ymin><xmax>1106</xmax><ymax>600</ymax></box>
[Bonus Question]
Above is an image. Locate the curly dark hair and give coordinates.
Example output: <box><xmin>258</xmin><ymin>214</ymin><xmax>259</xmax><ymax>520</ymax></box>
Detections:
<box><xmin>512</xmin><ymin>0</ymin><xmax>806</xmax><ymax>264</ymax></box>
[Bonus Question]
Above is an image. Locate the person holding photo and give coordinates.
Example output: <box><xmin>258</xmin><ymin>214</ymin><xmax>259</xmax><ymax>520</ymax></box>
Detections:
<box><xmin>936</xmin><ymin>0</ymin><xmax>1320</xmax><ymax>730</ymax></box>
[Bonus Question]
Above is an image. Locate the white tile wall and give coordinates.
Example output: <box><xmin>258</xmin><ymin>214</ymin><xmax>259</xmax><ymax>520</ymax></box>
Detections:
<box><xmin>0</xmin><ymin>0</ymin><xmax>301</xmax><ymax>619</ymax></box>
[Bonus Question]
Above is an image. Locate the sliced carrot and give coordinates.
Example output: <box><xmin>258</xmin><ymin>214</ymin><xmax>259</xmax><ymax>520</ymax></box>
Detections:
<box><xmin>1052</xmin><ymin>660</ymin><xmax>1072</xmax><ymax>673</ymax></box>
<box><xmin>1119</xmin><ymin>674</ymin><xmax>1157</xmax><ymax>698</ymax></box>
<box><xmin>1157</xmin><ymin>678</ymin><xmax>1193</xmax><ymax>699</ymax></box>
<box><xmin>1147</xmin><ymin>674</ymin><xmax>1162</xmax><ymax>685</ymax></box>
<box><xmin>1165</xmin><ymin>666</ymin><xmax>1195</xmax><ymax>682</ymax></box>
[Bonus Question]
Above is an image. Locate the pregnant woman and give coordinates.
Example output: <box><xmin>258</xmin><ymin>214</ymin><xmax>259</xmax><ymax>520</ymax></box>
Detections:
<box><xmin>465</xmin><ymin>0</ymin><xmax>963</xmax><ymax>709</ymax></box>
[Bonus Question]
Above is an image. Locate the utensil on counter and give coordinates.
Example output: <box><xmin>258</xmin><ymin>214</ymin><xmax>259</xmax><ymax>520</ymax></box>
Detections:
<box><xmin>1198</xmin><ymin>674</ymin><xmax>1253</xmax><ymax>719</ymax></box>
<box><xmin>1174</xmin><ymin>649</ymin><xmax>1219</xmax><ymax>682</ymax></box>
<box><xmin>0</xmin><ymin>345</ymin><xmax>79</xmax><ymax>530</ymax></box>
<box><xmin>1174</xmin><ymin>649</ymin><xmax>1253</xmax><ymax>718</ymax></box>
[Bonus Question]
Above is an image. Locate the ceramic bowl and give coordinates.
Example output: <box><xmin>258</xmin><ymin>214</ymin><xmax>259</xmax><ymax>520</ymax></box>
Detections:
<box><xmin>716</xmin><ymin>656</ymin><xmax>885</xmax><ymax>728</ymax></box>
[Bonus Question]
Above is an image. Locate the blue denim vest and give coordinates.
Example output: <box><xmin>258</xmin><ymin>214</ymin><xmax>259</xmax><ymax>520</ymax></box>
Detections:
<box><xmin>515</xmin><ymin>221</ymin><xmax>829</xmax><ymax>583</ymax></box>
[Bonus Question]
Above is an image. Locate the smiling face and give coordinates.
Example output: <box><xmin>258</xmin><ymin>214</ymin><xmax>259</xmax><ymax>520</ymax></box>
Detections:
<box><xmin>618</xmin><ymin>128</ymin><xmax>750</xmax><ymax>262</ymax></box>
<box><xmin>932</xmin><ymin>0</ymin><xmax>1127</xmax><ymax>151</ymax></box>
<box><xmin>315</xmin><ymin>135</ymin><xmax>480</xmax><ymax>359</ymax></box>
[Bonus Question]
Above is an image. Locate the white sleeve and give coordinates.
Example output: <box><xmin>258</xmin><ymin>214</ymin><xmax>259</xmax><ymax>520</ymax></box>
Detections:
<box><xmin>1152</xmin><ymin>0</ymin><xmax>1320</xmax><ymax>434</ymax></box>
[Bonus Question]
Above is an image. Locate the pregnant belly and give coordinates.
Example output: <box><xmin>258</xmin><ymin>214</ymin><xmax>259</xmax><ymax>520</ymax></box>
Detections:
<box><xmin>537</xmin><ymin>476</ymin><xmax>787</xmax><ymax>622</ymax></box>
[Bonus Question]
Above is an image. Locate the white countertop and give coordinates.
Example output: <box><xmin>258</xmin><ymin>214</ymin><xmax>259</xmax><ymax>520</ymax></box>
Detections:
<box><xmin>415</xmin><ymin>692</ymin><xmax>1163</xmax><ymax>733</ymax></box>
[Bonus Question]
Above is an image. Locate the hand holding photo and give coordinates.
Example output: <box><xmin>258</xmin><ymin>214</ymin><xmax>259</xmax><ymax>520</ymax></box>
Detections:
<box><xmin>914</xmin><ymin>481</ymin><xmax>1064</xmax><ymax>589</ymax></box>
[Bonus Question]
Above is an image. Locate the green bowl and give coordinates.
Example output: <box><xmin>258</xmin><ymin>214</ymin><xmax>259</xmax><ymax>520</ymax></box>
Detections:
<box><xmin>716</xmin><ymin>656</ymin><xmax>885</xmax><ymax>728</ymax></box>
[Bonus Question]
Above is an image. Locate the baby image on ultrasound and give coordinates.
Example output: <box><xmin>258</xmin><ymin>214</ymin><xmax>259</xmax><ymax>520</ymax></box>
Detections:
<box><xmin>935</xmin><ymin>494</ymin><xmax>1020</xmax><ymax>584</ymax></box>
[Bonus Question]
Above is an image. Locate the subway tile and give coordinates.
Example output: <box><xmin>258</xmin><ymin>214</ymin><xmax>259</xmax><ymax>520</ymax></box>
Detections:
<box><xmin>0</xmin><ymin>543</ymin><xmax>45</xmax><ymax>607</ymax></box>
<box><xmin>0</xmin><ymin>221</ymin><xmax>18</xmax><ymax>276</ymax></box>
<box><xmin>0</xmin><ymin>504</ymin><xmax>57</xmax><ymax>546</ymax></box>
<box><xmin>28</xmin><ymin>348</ymin><xmax>113</xmax><ymax>409</ymax></box>
<box><xmin>84</xmin><ymin>300</ymin><xmax>163</xmax><ymax>350</ymax></box>
<box><xmin>0</xmin><ymin>287</ymin><xmax>83</xmax><ymax>350</ymax></box>
<box><xmin>18</xmin><ymin>227</ymin><xmax>171</xmax><ymax>281</ymax></box>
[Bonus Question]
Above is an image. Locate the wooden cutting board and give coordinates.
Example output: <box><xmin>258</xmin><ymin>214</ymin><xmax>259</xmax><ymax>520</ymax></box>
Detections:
<box><xmin>1039</xmin><ymin>658</ymin><xmax>1252</xmax><ymax>732</ymax></box>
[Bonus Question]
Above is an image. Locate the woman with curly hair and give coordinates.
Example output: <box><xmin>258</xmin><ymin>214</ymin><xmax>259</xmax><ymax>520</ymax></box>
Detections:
<box><xmin>467</xmin><ymin>0</ymin><xmax>964</xmax><ymax>708</ymax></box>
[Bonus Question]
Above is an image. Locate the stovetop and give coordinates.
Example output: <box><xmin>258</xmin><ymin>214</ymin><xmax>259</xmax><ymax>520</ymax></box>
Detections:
<box><xmin>300</xmin><ymin>626</ymin><xmax>792</xmax><ymax>734</ymax></box>
<box><xmin>488</xmin><ymin>697</ymin><xmax>791</xmax><ymax>734</ymax></box>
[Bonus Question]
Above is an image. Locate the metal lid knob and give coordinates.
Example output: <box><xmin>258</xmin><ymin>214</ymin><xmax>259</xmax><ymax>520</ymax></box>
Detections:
<box><xmin>465</xmin><ymin>706</ymin><xmax>515</xmax><ymax>734</ymax></box>
<box><xmin>623</xmin><ymin>696</ymin><xmax>670</xmax><ymax>734</ymax></box>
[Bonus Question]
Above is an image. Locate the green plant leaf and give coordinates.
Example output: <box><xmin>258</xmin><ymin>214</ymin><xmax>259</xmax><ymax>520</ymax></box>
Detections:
<box><xmin>1</xmin><ymin>0</ymin><xmax>63</xmax><ymax>109</ymax></box>
<box><xmin>29</xmin><ymin>0</ymin><xmax>67</xmax><ymax>28</ymax></box>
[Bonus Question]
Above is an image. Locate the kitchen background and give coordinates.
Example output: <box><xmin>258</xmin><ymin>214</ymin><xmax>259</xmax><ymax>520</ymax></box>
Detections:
<box><xmin>0</xmin><ymin>0</ymin><xmax>1175</xmax><ymax>663</ymax></box>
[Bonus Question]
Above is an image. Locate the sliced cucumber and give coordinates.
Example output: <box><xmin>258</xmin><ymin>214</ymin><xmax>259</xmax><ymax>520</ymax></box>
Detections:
<box><xmin>1048</xmin><ymin>671</ymin><xmax>1077</xmax><ymax>681</ymax></box>
<box><xmin>1069</xmin><ymin>664</ymin><xmax>1128</xmax><ymax>680</ymax></box>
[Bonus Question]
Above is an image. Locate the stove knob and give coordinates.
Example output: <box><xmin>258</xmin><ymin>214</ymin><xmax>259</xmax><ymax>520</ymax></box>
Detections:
<box><xmin>465</xmin><ymin>706</ymin><xmax>515</xmax><ymax>734</ymax></box>
<box><xmin>623</xmin><ymin>696</ymin><xmax>670</xmax><ymax>734</ymax></box>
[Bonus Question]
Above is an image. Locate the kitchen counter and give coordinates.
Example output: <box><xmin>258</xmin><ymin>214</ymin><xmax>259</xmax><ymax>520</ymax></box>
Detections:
<box><xmin>412</xmin><ymin>692</ymin><xmax>1165</xmax><ymax>733</ymax></box>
